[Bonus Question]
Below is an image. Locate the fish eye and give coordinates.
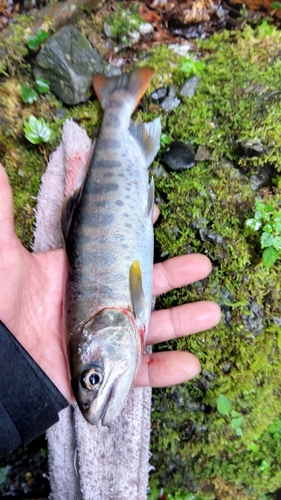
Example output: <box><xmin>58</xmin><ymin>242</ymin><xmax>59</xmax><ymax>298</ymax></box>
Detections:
<box><xmin>81</xmin><ymin>367</ymin><xmax>104</xmax><ymax>391</ymax></box>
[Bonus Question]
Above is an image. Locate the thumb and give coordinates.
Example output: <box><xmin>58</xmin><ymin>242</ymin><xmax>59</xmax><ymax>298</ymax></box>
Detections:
<box><xmin>0</xmin><ymin>163</ymin><xmax>15</xmax><ymax>245</ymax></box>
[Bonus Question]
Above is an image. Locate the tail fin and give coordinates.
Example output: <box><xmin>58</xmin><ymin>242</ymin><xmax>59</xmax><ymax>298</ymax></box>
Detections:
<box><xmin>92</xmin><ymin>67</ymin><xmax>154</xmax><ymax>111</ymax></box>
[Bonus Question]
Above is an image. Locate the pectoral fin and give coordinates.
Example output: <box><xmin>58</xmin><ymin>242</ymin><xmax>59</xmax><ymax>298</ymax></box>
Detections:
<box><xmin>130</xmin><ymin>260</ymin><xmax>146</xmax><ymax>322</ymax></box>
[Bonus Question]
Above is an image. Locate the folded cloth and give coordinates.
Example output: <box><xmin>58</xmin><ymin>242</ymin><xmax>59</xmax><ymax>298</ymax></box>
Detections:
<box><xmin>33</xmin><ymin>120</ymin><xmax>152</xmax><ymax>500</ymax></box>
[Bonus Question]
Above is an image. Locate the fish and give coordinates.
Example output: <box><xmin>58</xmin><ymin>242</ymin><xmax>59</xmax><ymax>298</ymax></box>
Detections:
<box><xmin>62</xmin><ymin>67</ymin><xmax>161</xmax><ymax>426</ymax></box>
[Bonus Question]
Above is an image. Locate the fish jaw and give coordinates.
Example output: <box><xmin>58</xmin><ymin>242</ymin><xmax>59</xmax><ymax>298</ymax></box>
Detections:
<box><xmin>70</xmin><ymin>309</ymin><xmax>141</xmax><ymax>426</ymax></box>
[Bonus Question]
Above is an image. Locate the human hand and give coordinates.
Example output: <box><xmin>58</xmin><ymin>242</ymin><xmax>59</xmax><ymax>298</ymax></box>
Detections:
<box><xmin>0</xmin><ymin>163</ymin><xmax>220</xmax><ymax>403</ymax></box>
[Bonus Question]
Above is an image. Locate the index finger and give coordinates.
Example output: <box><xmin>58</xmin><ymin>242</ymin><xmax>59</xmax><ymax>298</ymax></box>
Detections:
<box><xmin>153</xmin><ymin>254</ymin><xmax>212</xmax><ymax>297</ymax></box>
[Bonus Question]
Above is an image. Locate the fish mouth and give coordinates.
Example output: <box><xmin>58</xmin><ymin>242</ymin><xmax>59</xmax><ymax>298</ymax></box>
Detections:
<box><xmin>79</xmin><ymin>361</ymin><xmax>132</xmax><ymax>426</ymax></box>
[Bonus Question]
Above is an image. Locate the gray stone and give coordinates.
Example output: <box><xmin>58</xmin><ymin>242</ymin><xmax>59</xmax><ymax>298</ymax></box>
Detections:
<box><xmin>195</xmin><ymin>145</ymin><xmax>211</xmax><ymax>161</ymax></box>
<box><xmin>160</xmin><ymin>97</ymin><xmax>181</xmax><ymax>112</ymax></box>
<box><xmin>162</xmin><ymin>141</ymin><xmax>195</xmax><ymax>171</ymax></box>
<box><xmin>33</xmin><ymin>25</ymin><xmax>103</xmax><ymax>105</ymax></box>
<box><xmin>238</xmin><ymin>138</ymin><xmax>263</xmax><ymax>157</ymax></box>
<box><xmin>180</xmin><ymin>76</ymin><xmax>200</xmax><ymax>98</ymax></box>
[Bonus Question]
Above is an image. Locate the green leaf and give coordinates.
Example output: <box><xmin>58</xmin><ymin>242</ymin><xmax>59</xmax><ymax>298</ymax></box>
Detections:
<box><xmin>24</xmin><ymin>115</ymin><xmax>52</xmax><ymax>145</ymax></box>
<box><xmin>217</xmin><ymin>394</ymin><xmax>232</xmax><ymax>415</ymax></box>
<box><xmin>246</xmin><ymin>442</ymin><xmax>259</xmax><ymax>453</ymax></box>
<box><xmin>270</xmin><ymin>1</ymin><xmax>281</xmax><ymax>8</ymax></box>
<box><xmin>245</xmin><ymin>218</ymin><xmax>262</xmax><ymax>231</ymax></box>
<box><xmin>20</xmin><ymin>85</ymin><xmax>38</xmax><ymax>104</ymax></box>
<box><xmin>27</xmin><ymin>30</ymin><xmax>50</xmax><ymax>50</ymax></box>
<box><xmin>161</xmin><ymin>133</ymin><xmax>172</xmax><ymax>146</ymax></box>
<box><xmin>272</xmin><ymin>236</ymin><xmax>281</xmax><ymax>251</ymax></box>
<box><xmin>260</xmin><ymin>231</ymin><xmax>274</xmax><ymax>248</ymax></box>
<box><xmin>35</xmin><ymin>77</ymin><xmax>50</xmax><ymax>94</ymax></box>
<box><xmin>231</xmin><ymin>417</ymin><xmax>243</xmax><ymax>429</ymax></box>
<box><xmin>262</xmin><ymin>246</ymin><xmax>279</xmax><ymax>269</ymax></box>
<box><xmin>255</xmin><ymin>200</ymin><xmax>266</xmax><ymax>212</ymax></box>
<box><xmin>234</xmin><ymin>427</ymin><xmax>243</xmax><ymax>437</ymax></box>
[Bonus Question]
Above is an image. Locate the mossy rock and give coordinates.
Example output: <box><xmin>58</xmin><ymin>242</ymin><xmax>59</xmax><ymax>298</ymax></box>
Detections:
<box><xmin>147</xmin><ymin>22</ymin><xmax>281</xmax><ymax>500</ymax></box>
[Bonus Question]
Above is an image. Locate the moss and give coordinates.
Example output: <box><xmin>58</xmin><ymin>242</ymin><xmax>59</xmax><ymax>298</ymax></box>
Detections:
<box><xmin>147</xmin><ymin>23</ymin><xmax>281</xmax><ymax>500</ymax></box>
<box><xmin>0</xmin><ymin>15</ymin><xmax>35</xmax><ymax>75</ymax></box>
<box><xmin>103</xmin><ymin>2</ymin><xmax>146</xmax><ymax>47</ymax></box>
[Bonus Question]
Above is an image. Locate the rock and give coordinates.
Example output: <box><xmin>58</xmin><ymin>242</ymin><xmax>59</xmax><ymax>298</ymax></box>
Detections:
<box><xmin>170</xmin><ymin>43</ymin><xmax>192</xmax><ymax>56</ymax></box>
<box><xmin>238</xmin><ymin>138</ymin><xmax>263</xmax><ymax>157</ymax></box>
<box><xmin>180</xmin><ymin>76</ymin><xmax>200</xmax><ymax>98</ymax></box>
<box><xmin>138</xmin><ymin>22</ymin><xmax>154</xmax><ymax>36</ymax></box>
<box><xmin>242</xmin><ymin>299</ymin><xmax>265</xmax><ymax>337</ymax></box>
<box><xmin>149</xmin><ymin>86</ymin><xmax>168</xmax><ymax>103</ymax></box>
<box><xmin>160</xmin><ymin>85</ymin><xmax>180</xmax><ymax>112</ymax></box>
<box><xmin>33</xmin><ymin>25</ymin><xmax>103</xmax><ymax>105</ymax></box>
<box><xmin>195</xmin><ymin>145</ymin><xmax>211</xmax><ymax>161</ymax></box>
<box><xmin>162</xmin><ymin>141</ymin><xmax>196</xmax><ymax>171</ymax></box>
<box><xmin>104</xmin><ymin>64</ymin><xmax>122</xmax><ymax>77</ymax></box>
<box><xmin>103</xmin><ymin>22</ymin><xmax>114</xmax><ymax>38</ymax></box>
<box><xmin>250</xmin><ymin>163</ymin><xmax>277</xmax><ymax>190</ymax></box>
<box><xmin>199</xmin><ymin>229</ymin><xmax>224</xmax><ymax>245</ymax></box>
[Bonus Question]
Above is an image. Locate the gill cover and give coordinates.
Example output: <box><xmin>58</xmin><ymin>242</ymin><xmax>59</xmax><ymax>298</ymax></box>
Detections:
<box><xmin>71</xmin><ymin>309</ymin><xmax>141</xmax><ymax>426</ymax></box>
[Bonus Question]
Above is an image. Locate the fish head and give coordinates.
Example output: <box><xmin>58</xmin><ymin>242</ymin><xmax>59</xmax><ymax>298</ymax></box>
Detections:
<box><xmin>70</xmin><ymin>308</ymin><xmax>141</xmax><ymax>426</ymax></box>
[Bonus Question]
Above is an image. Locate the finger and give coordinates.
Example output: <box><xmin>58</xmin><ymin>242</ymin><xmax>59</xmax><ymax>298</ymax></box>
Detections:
<box><xmin>147</xmin><ymin>300</ymin><xmax>221</xmax><ymax>345</ymax></box>
<box><xmin>153</xmin><ymin>254</ymin><xmax>212</xmax><ymax>297</ymax></box>
<box><xmin>0</xmin><ymin>163</ymin><xmax>14</xmax><ymax>240</ymax></box>
<box><xmin>153</xmin><ymin>204</ymin><xmax>160</xmax><ymax>224</ymax></box>
<box><xmin>134</xmin><ymin>351</ymin><xmax>201</xmax><ymax>387</ymax></box>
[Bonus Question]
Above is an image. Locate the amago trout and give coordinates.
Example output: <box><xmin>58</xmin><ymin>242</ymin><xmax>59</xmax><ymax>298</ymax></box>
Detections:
<box><xmin>63</xmin><ymin>67</ymin><xmax>161</xmax><ymax>426</ymax></box>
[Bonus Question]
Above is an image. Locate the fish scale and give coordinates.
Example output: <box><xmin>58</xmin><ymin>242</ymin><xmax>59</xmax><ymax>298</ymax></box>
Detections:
<box><xmin>64</xmin><ymin>67</ymin><xmax>161</xmax><ymax>426</ymax></box>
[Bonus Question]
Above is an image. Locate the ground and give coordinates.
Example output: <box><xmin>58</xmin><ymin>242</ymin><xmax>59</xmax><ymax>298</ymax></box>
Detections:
<box><xmin>0</xmin><ymin>1</ymin><xmax>281</xmax><ymax>499</ymax></box>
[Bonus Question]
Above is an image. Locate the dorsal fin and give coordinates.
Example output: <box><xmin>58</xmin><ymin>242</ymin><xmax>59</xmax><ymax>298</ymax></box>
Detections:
<box><xmin>92</xmin><ymin>67</ymin><xmax>154</xmax><ymax>111</ymax></box>
<box><xmin>129</xmin><ymin>117</ymin><xmax>161</xmax><ymax>167</ymax></box>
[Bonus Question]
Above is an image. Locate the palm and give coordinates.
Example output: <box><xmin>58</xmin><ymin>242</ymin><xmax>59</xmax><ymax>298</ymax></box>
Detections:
<box><xmin>0</xmin><ymin>163</ymin><xmax>220</xmax><ymax>403</ymax></box>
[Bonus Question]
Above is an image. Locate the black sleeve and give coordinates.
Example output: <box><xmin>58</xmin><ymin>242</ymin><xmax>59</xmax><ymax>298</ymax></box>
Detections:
<box><xmin>0</xmin><ymin>320</ymin><xmax>68</xmax><ymax>458</ymax></box>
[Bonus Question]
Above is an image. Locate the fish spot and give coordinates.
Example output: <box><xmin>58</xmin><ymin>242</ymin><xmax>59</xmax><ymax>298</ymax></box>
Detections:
<box><xmin>118</xmin><ymin>173</ymin><xmax>125</xmax><ymax>177</ymax></box>
<box><xmin>115</xmin><ymin>200</ymin><xmax>124</xmax><ymax>207</ymax></box>
<box><xmin>98</xmin><ymin>138</ymin><xmax>121</xmax><ymax>150</ymax></box>
<box><xmin>99</xmin><ymin>284</ymin><xmax>114</xmax><ymax>295</ymax></box>
<box><xmin>114</xmin><ymin>233</ymin><xmax>125</xmax><ymax>241</ymax></box>
<box><xmin>88</xmin><ymin>183</ymin><xmax>119</xmax><ymax>195</ymax></box>
<box><xmin>104</xmin><ymin>114</ymin><xmax>121</xmax><ymax>128</ymax></box>
<box><xmin>95</xmin><ymin>200</ymin><xmax>109</xmax><ymax>208</ymax></box>
<box><xmin>94</xmin><ymin>159</ymin><xmax>122</xmax><ymax>170</ymax></box>
<box><xmin>124</xmin><ymin>213</ymin><xmax>130</xmax><ymax>218</ymax></box>
<box><xmin>122</xmin><ymin>244</ymin><xmax>129</xmax><ymax>249</ymax></box>
<box><xmin>82</xmin><ymin>212</ymin><xmax>114</xmax><ymax>227</ymax></box>
<box><xmin>103</xmin><ymin>172</ymin><xmax>114</xmax><ymax>178</ymax></box>
<box><xmin>125</xmin><ymin>223</ymin><xmax>131</xmax><ymax>228</ymax></box>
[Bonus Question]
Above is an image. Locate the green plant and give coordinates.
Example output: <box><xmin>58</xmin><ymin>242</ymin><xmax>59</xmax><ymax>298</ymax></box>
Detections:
<box><xmin>268</xmin><ymin>418</ymin><xmax>281</xmax><ymax>440</ymax></box>
<box><xmin>26</xmin><ymin>29</ymin><xmax>50</xmax><ymax>50</ymax></box>
<box><xmin>217</xmin><ymin>395</ymin><xmax>243</xmax><ymax>436</ymax></box>
<box><xmin>24</xmin><ymin>115</ymin><xmax>52</xmax><ymax>144</ymax></box>
<box><xmin>246</xmin><ymin>200</ymin><xmax>281</xmax><ymax>268</ymax></box>
<box><xmin>270</xmin><ymin>1</ymin><xmax>281</xmax><ymax>9</ymax></box>
<box><xmin>0</xmin><ymin>465</ymin><xmax>11</xmax><ymax>486</ymax></box>
<box><xmin>20</xmin><ymin>85</ymin><xmax>38</xmax><ymax>104</ymax></box>
<box><xmin>160</xmin><ymin>133</ymin><xmax>172</xmax><ymax>147</ymax></box>
<box><xmin>35</xmin><ymin>77</ymin><xmax>50</xmax><ymax>94</ymax></box>
<box><xmin>20</xmin><ymin>78</ymin><xmax>50</xmax><ymax>104</ymax></box>
<box><xmin>181</xmin><ymin>58</ymin><xmax>205</xmax><ymax>78</ymax></box>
